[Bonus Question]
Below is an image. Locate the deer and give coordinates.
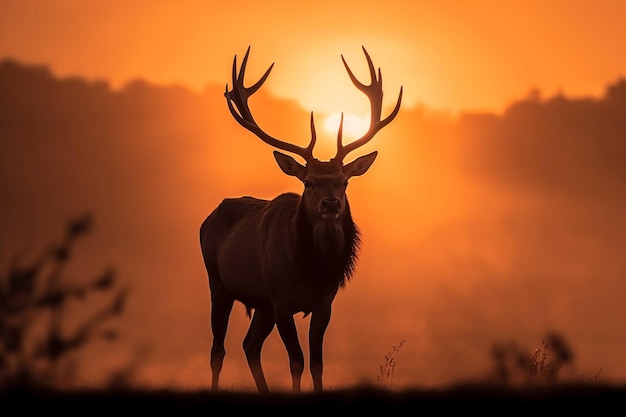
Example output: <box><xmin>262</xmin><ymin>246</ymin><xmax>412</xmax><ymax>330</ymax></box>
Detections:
<box><xmin>200</xmin><ymin>46</ymin><xmax>402</xmax><ymax>394</ymax></box>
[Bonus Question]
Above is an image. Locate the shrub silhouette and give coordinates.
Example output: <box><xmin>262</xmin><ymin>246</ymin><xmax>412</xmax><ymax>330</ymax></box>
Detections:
<box><xmin>0</xmin><ymin>213</ymin><xmax>128</xmax><ymax>389</ymax></box>
<box><xmin>489</xmin><ymin>332</ymin><xmax>575</xmax><ymax>385</ymax></box>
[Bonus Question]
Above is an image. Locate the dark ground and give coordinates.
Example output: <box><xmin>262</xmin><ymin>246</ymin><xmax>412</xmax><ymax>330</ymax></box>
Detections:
<box><xmin>2</xmin><ymin>384</ymin><xmax>623</xmax><ymax>411</ymax></box>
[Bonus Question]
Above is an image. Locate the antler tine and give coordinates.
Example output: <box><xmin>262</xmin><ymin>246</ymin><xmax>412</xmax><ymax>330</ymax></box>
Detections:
<box><xmin>336</xmin><ymin>112</ymin><xmax>344</xmax><ymax>150</ymax></box>
<box><xmin>308</xmin><ymin>112</ymin><xmax>317</xmax><ymax>158</ymax></box>
<box><xmin>225</xmin><ymin>46</ymin><xmax>315</xmax><ymax>161</ymax></box>
<box><xmin>334</xmin><ymin>46</ymin><xmax>403</xmax><ymax>162</ymax></box>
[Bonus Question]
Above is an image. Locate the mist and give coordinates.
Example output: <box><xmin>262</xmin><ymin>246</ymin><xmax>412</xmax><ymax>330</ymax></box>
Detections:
<box><xmin>1</xmin><ymin>59</ymin><xmax>624</xmax><ymax>391</ymax></box>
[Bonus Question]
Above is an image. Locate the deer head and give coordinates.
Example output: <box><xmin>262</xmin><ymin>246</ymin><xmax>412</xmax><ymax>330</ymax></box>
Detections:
<box><xmin>224</xmin><ymin>46</ymin><xmax>403</xmax><ymax>224</ymax></box>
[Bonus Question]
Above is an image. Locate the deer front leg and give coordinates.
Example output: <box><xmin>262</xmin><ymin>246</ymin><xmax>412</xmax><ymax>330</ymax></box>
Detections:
<box><xmin>309</xmin><ymin>303</ymin><xmax>332</xmax><ymax>392</ymax></box>
<box><xmin>274</xmin><ymin>307</ymin><xmax>304</xmax><ymax>392</ymax></box>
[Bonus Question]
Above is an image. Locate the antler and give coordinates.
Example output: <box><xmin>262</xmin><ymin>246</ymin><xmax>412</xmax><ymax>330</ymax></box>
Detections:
<box><xmin>225</xmin><ymin>46</ymin><xmax>316</xmax><ymax>162</ymax></box>
<box><xmin>333</xmin><ymin>46</ymin><xmax>403</xmax><ymax>162</ymax></box>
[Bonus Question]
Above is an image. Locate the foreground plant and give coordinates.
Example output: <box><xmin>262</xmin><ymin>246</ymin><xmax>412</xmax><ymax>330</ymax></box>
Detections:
<box><xmin>377</xmin><ymin>339</ymin><xmax>405</xmax><ymax>390</ymax></box>
<box><xmin>0</xmin><ymin>213</ymin><xmax>127</xmax><ymax>389</ymax></box>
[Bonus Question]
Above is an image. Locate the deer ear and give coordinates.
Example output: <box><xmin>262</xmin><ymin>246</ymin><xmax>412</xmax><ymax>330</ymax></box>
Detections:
<box><xmin>343</xmin><ymin>151</ymin><xmax>378</xmax><ymax>178</ymax></box>
<box><xmin>273</xmin><ymin>151</ymin><xmax>306</xmax><ymax>181</ymax></box>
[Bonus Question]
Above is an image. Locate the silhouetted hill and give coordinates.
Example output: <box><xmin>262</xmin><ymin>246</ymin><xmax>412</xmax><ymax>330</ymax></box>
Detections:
<box><xmin>455</xmin><ymin>78</ymin><xmax>626</xmax><ymax>203</ymax></box>
<box><xmin>3</xmin><ymin>57</ymin><xmax>623</xmax><ymax>216</ymax></box>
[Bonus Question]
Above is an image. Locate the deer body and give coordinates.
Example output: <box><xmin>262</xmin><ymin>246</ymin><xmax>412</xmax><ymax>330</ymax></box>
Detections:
<box><xmin>201</xmin><ymin>191</ymin><xmax>356</xmax><ymax>315</ymax></box>
<box><xmin>200</xmin><ymin>47</ymin><xmax>402</xmax><ymax>393</ymax></box>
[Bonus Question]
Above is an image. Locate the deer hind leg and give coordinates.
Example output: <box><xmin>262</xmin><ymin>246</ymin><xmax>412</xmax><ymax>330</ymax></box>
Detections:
<box><xmin>275</xmin><ymin>310</ymin><xmax>305</xmax><ymax>392</ymax></box>
<box><xmin>209</xmin><ymin>283</ymin><xmax>234</xmax><ymax>391</ymax></box>
<box><xmin>243</xmin><ymin>307</ymin><xmax>275</xmax><ymax>394</ymax></box>
<box><xmin>309</xmin><ymin>304</ymin><xmax>332</xmax><ymax>392</ymax></box>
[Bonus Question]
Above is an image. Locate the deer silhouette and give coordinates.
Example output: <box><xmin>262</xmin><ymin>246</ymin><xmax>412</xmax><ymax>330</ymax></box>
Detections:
<box><xmin>200</xmin><ymin>46</ymin><xmax>402</xmax><ymax>393</ymax></box>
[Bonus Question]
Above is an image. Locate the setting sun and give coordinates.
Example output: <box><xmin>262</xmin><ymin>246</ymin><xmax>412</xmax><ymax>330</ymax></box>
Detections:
<box><xmin>323</xmin><ymin>112</ymin><xmax>370</xmax><ymax>139</ymax></box>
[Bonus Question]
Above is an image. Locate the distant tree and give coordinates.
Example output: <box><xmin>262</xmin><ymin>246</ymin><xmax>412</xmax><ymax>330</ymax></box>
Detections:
<box><xmin>0</xmin><ymin>213</ymin><xmax>128</xmax><ymax>389</ymax></box>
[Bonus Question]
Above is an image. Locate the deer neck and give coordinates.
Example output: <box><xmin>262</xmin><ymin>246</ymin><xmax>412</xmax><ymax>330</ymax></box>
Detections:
<box><xmin>295</xmin><ymin>200</ymin><xmax>360</xmax><ymax>287</ymax></box>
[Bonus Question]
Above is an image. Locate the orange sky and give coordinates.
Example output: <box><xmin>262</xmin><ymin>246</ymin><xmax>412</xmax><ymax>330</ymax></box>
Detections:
<box><xmin>2</xmin><ymin>0</ymin><xmax>626</xmax><ymax>393</ymax></box>
<box><xmin>1</xmin><ymin>0</ymin><xmax>626</xmax><ymax>115</ymax></box>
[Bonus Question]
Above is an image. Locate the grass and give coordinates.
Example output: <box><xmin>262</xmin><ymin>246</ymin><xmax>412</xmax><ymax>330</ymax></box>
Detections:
<box><xmin>2</xmin><ymin>336</ymin><xmax>619</xmax><ymax>410</ymax></box>
<box><xmin>0</xmin><ymin>336</ymin><xmax>622</xmax><ymax>410</ymax></box>
<box><xmin>1</xmin><ymin>382</ymin><xmax>624</xmax><ymax>411</ymax></box>
<box><xmin>3</xmin><ymin>331</ymin><xmax>619</xmax><ymax>410</ymax></box>
<box><xmin>376</xmin><ymin>339</ymin><xmax>405</xmax><ymax>390</ymax></box>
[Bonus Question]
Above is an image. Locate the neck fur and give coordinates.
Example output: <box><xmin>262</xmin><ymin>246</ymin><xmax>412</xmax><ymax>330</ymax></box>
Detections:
<box><xmin>295</xmin><ymin>201</ymin><xmax>360</xmax><ymax>287</ymax></box>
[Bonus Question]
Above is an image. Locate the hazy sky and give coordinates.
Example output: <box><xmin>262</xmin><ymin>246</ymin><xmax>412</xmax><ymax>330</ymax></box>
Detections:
<box><xmin>1</xmin><ymin>0</ymin><xmax>626</xmax><ymax>115</ymax></box>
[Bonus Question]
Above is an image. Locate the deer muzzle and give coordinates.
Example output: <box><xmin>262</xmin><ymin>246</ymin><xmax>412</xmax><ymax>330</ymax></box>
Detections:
<box><xmin>320</xmin><ymin>198</ymin><xmax>342</xmax><ymax>220</ymax></box>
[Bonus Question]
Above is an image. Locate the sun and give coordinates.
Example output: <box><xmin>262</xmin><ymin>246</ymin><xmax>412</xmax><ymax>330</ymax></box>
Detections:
<box><xmin>323</xmin><ymin>112</ymin><xmax>370</xmax><ymax>140</ymax></box>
